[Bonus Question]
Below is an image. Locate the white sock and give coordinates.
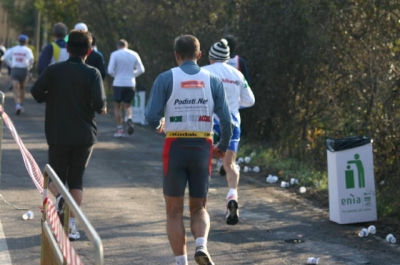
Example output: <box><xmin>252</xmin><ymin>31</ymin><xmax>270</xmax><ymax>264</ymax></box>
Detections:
<box><xmin>117</xmin><ymin>125</ymin><xmax>123</xmax><ymax>129</ymax></box>
<box><xmin>227</xmin><ymin>188</ymin><xmax>238</xmax><ymax>201</ymax></box>
<box><xmin>175</xmin><ymin>255</ymin><xmax>188</xmax><ymax>265</ymax></box>
<box><xmin>195</xmin><ymin>237</ymin><xmax>207</xmax><ymax>248</ymax></box>
<box><xmin>69</xmin><ymin>217</ymin><xmax>76</xmax><ymax>229</ymax></box>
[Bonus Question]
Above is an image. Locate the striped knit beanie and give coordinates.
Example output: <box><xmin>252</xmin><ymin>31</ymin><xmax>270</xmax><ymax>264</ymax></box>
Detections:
<box><xmin>209</xmin><ymin>39</ymin><xmax>230</xmax><ymax>60</ymax></box>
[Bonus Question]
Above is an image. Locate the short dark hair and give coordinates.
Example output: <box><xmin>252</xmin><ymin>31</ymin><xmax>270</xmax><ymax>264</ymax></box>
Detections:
<box><xmin>117</xmin><ymin>39</ymin><xmax>128</xmax><ymax>48</ymax></box>
<box><xmin>52</xmin><ymin>22</ymin><xmax>68</xmax><ymax>38</ymax></box>
<box><xmin>224</xmin><ymin>34</ymin><xmax>237</xmax><ymax>52</ymax></box>
<box><xmin>67</xmin><ymin>30</ymin><xmax>92</xmax><ymax>57</ymax></box>
<box><xmin>174</xmin><ymin>35</ymin><xmax>200</xmax><ymax>60</ymax></box>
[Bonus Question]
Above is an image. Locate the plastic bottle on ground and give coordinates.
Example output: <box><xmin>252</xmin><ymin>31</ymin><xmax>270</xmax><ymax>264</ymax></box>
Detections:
<box><xmin>386</xmin><ymin>234</ymin><xmax>396</xmax><ymax>243</ymax></box>
<box><xmin>367</xmin><ymin>225</ymin><xmax>376</xmax><ymax>234</ymax></box>
<box><xmin>22</xmin><ymin>211</ymin><xmax>34</xmax><ymax>220</ymax></box>
<box><xmin>358</xmin><ymin>228</ymin><xmax>369</xmax><ymax>237</ymax></box>
<box><xmin>281</xmin><ymin>181</ymin><xmax>289</xmax><ymax>188</ymax></box>
<box><xmin>306</xmin><ymin>257</ymin><xmax>320</xmax><ymax>264</ymax></box>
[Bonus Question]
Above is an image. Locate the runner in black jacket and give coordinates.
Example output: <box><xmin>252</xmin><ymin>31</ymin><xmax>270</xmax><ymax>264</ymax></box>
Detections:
<box><xmin>31</xmin><ymin>30</ymin><xmax>107</xmax><ymax>241</ymax></box>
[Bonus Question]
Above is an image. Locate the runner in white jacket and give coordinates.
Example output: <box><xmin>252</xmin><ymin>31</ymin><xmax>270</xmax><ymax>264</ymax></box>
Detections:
<box><xmin>203</xmin><ymin>39</ymin><xmax>255</xmax><ymax>225</ymax></box>
<box><xmin>4</xmin><ymin>34</ymin><xmax>34</xmax><ymax>114</ymax></box>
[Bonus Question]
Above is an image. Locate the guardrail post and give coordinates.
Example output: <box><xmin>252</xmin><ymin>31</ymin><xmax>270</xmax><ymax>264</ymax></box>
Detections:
<box><xmin>41</xmin><ymin>171</ymin><xmax>62</xmax><ymax>265</ymax></box>
<box><xmin>0</xmin><ymin>91</ymin><xmax>5</xmax><ymax>186</ymax></box>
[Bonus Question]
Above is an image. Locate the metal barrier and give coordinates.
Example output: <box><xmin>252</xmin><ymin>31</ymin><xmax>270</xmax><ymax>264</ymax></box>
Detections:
<box><xmin>0</xmin><ymin>91</ymin><xmax>4</xmax><ymax>184</ymax></box>
<box><xmin>41</xmin><ymin>164</ymin><xmax>104</xmax><ymax>265</ymax></box>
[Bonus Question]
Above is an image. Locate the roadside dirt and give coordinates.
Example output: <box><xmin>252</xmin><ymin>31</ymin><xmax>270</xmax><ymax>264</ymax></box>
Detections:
<box><xmin>234</xmin><ymin>172</ymin><xmax>400</xmax><ymax>265</ymax></box>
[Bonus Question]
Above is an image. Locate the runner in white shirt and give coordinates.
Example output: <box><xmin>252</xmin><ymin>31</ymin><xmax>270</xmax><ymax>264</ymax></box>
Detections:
<box><xmin>203</xmin><ymin>39</ymin><xmax>255</xmax><ymax>225</ymax></box>
<box><xmin>108</xmin><ymin>39</ymin><xmax>145</xmax><ymax>137</ymax></box>
<box><xmin>4</xmin><ymin>34</ymin><xmax>34</xmax><ymax>115</ymax></box>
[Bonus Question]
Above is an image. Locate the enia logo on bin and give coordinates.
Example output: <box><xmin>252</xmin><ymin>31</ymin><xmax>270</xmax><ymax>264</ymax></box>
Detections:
<box><xmin>341</xmin><ymin>192</ymin><xmax>372</xmax><ymax>207</ymax></box>
<box><xmin>344</xmin><ymin>153</ymin><xmax>365</xmax><ymax>189</ymax></box>
<box><xmin>341</xmin><ymin>193</ymin><xmax>361</xmax><ymax>205</ymax></box>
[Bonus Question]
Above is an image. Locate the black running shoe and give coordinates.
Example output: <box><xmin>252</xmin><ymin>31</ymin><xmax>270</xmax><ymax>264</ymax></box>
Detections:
<box><xmin>226</xmin><ymin>200</ymin><xmax>239</xmax><ymax>225</ymax></box>
<box><xmin>127</xmin><ymin>119</ymin><xmax>134</xmax><ymax>135</ymax></box>
<box><xmin>194</xmin><ymin>246</ymin><xmax>214</xmax><ymax>265</ymax></box>
<box><xmin>219</xmin><ymin>165</ymin><xmax>226</xmax><ymax>176</ymax></box>
<box><xmin>56</xmin><ymin>195</ymin><xmax>65</xmax><ymax>225</ymax></box>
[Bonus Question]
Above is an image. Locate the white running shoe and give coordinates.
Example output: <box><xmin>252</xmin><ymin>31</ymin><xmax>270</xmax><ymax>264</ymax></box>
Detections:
<box><xmin>15</xmin><ymin>104</ymin><xmax>23</xmax><ymax>115</ymax></box>
<box><xmin>216</xmin><ymin>159</ymin><xmax>222</xmax><ymax>171</ymax></box>
<box><xmin>194</xmin><ymin>246</ymin><xmax>214</xmax><ymax>265</ymax></box>
<box><xmin>69</xmin><ymin>228</ymin><xmax>80</xmax><ymax>241</ymax></box>
<box><xmin>114</xmin><ymin>129</ymin><xmax>124</xmax><ymax>138</ymax></box>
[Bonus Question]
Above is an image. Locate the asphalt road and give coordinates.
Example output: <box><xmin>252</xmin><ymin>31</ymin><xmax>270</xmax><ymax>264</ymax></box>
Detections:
<box><xmin>0</xmin><ymin>71</ymin><xmax>399</xmax><ymax>265</ymax></box>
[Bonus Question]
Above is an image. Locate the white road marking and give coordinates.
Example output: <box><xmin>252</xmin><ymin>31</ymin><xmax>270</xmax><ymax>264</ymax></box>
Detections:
<box><xmin>0</xmin><ymin>220</ymin><xmax>12</xmax><ymax>265</ymax></box>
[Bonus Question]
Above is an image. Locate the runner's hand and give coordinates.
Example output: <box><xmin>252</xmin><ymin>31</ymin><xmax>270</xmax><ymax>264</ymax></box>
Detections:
<box><xmin>156</xmin><ymin>117</ymin><xmax>165</xmax><ymax>133</ymax></box>
<box><xmin>213</xmin><ymin>145</ymin><xmax>226</xmax><ymax>158</ymax></box>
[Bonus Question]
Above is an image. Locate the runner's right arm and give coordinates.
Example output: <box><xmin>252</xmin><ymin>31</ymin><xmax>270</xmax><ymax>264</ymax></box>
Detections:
<box><xmin>145</xmin><ymin>71</ymin><xmax>172</xmax><ymax>131</ymax></box>
<box><xmin>107</xmin><ymin>52</ymin><xmax>116</xmax><ymax>77</ymax></box>
<box><xmin>31</xmin><ymin>67</ymin><xmax>50</xmax><ymax>102</ymax></box>
<box><xmin>37</xmin><ymin>44</ymin><xmax>53</xmax><ymax>75</ymax></box>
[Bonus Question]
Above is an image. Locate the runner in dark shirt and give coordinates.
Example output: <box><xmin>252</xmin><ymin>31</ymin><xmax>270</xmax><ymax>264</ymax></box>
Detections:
<box><xmin>31</xmin><ymin>30</ymin><xmax>107</xmax><ymax>241</ymax></box>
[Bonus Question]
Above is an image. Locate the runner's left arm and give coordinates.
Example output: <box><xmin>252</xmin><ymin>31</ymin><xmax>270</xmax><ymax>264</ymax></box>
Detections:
<box><xmin>3</xmin><ymin>48</ymin><xmax>12</xmax><ymax>67</ymax></box>
<box><xmin>28</xmin><ymin>49</ymin><xmax>34</xmax><ymax>70</ymax></box>
<box><xmin>239</xmin><ymin>75</ymin><xmax>255</xmax><ymax>108</ymax></box>
<box><xmin>133</xmin><ymin>53</ymin><xmax>145</xmax><ymax>78</ymax></box>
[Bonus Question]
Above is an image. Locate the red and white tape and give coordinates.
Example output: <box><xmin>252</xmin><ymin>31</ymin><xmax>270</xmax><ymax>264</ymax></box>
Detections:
<box><xmin>0</xmin><ymin>106</ymin><xmax>44</xmax><ymax>193</ymax></box>
<box><xmin>44</xmin><ymin>196</ymin><xmax>83</xmax><ymax>265</ymax></box>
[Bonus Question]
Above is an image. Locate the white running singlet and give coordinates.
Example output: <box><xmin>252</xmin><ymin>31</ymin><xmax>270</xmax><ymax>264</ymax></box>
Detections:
<box><xmin>164</xmin><ymin>67</ymin><xmax>214</xmax><ymax>133</ymax></box>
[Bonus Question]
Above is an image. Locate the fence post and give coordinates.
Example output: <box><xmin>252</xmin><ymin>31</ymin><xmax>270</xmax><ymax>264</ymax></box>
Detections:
<box><xmin>41</xmin><ymin>171</ymin><xmax>63</xmax><ymax>265</ymax></box>
<box><xmin>0</xmin><ymin>91</ymin><xmax>4</xmax><ymax>185</ymax></box>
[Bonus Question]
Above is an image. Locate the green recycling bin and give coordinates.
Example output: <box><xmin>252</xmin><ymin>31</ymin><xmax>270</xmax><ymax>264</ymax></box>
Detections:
<box><xmin>326</xmin><ymin>136</ymin><xmax>377</xmax><ymax>224</ymax></box>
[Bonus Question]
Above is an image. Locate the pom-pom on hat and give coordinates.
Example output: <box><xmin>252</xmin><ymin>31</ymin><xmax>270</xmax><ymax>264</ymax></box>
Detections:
<box><xmin>209</xmin><ymin>39</ymin><xmax>230</xmax><ymax>60</ymax></box>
